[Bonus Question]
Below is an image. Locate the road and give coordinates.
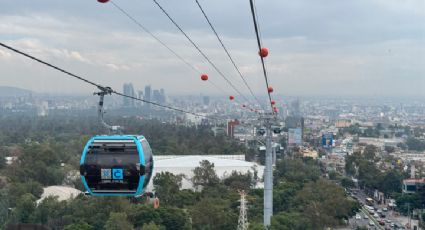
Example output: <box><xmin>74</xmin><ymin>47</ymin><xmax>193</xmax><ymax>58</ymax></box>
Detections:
<box><xmin>346</xmin><ymin>188</ymin><xmax>420</xmax><ymax>230</ymax></box>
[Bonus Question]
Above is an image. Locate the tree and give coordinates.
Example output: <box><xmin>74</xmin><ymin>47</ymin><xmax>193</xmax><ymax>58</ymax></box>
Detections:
<box><xmin>384</xmin><ymin>146</ymin><xmax>395</xmax><ymax>153</ymax></box>
<box><xmin>0</xmin><ymin>189</ymin><xmax>9</xmax><ymax>227</ymax></box>
<box><xmin>274</xmin><ymin>159</ymin><xmax>320</xmax><ymax>183</ymax></box>
<box><xmin>156</xmin><ymin>207</ymin><xmax>191</xmax><ymax>230</ymax></box>
<box><xmin>394</xmin><ymin>193</ymin><xmax>423</xmax><ymax>215</ymax></box>
<box><xmin>153</xmin><ymin>172</ymin><xmax>183</xmax><ymax>205</ymax></box>
<box><xmin>358</xmin><ymin>160</ymin><xmax>381</xmax><ymax>188</ymax></box>
<box><xmin>104</xmin><ymin>212</ymin><xmax>133</xmax><ymax>230</ymax></box>
<box><xmin>406</xmin><ymin>137</ymin><xmax>425</xmax><ymax>151</ymax></box>
<box><xmin>0</xmin><ymin>153</ymin><xmax>5</xmax><ymax>169</ymax></box>
<box><xmin>9</xmin><ymin>143</ymin><xmax>65</xmax><ymax>186</ymax></box>
<box><xmin>363</xmin><ymin>145</ymin><xmax>377</xmax><ymax>160</ymax></box>
<box><xmin>14</xmin><ymin>193</ymin><xmax>36</xmax><ymax>223</ymax></box>
<box><xmin>32</xmin><ymin>196</ymin><xmax>64</xmax><ymax>226</ymax></box>
<box><xmin>64</xmin><ymin>222</ymin><xmax>93</xmax><ymax>230</ymax></box>
<box><xmin>345</xmin><ymin>154</ymin><xmax>358</xmax><ymax>176</ymax></box>
<box><xmin>248</xmin><ymin>222</ymin><xmax>264</xmax><ymax>230</ymax></box>
<box><xmin>173</xmin><ymin>189</ymin><xmax>200</xmax><ymax>208</ymax></box>
<box><xmin>8</xmin><ymin>181</ymin><xmax>43</xmax><ymax>206</ymax></box>
<box><xmin>127</xmin><ymin>205</ymin><xmax>161</xmax><ymax>228</ymax></box>
<box><xmin>294</xmin><ymin>179</ymin><xmax>356</xmax><ymax>229</ymax></box>
<box><xmin>223</xmin><ymin>171</ymin><xmax>253</xmax><ymax>191</ymax></box>
<box><xmin>270</xmin><ymin>212</ymin><xmax>312</xmax><ymax>230</ymax></box>
<box><xmin>328</xmin><ymin>171</ymin><xmax>339</xmax><ymax>180</ymax></box>
<box><xmin>142</xmin><ymin>222</ymin><xmax>163</xmax><ymax>230</ymax></box>
<box><xmin>379</xmin><ymin>170</ymin><xmax>403</xmax><ymax>194</ymax></box>
<box><xmin>128</xmin><ymin>205</ymin><xmax>191</xmax><ymax>230</ymax></box>
<box><xmin>190</xmin><ymin>198</ymin><xmax>237</xmax><ymax>230</ymax></box>
<box><xmin>273</xmin><ymin>181</ymin><xmax>303</xmax><ymax>213</ymax></box>
<box><xmin>397</xmin><ymin>142</ymin><xmax>408</xmax><ymax>150</ymax></box>
<box><xmin>192</xmin><ymin>160</ymin><xmax>219</xmax><ymax>189</ymax></box>
<box><xmin>341</xmin><ymin>177</ymin><xmax>355</xmax><ymax>188</ymax></box>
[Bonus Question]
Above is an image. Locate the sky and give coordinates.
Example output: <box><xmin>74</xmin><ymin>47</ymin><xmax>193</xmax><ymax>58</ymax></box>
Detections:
<box><xmin>0</xmin><ymin>0</ymin><xmax>424</xmax><ymax>97</ymax></box>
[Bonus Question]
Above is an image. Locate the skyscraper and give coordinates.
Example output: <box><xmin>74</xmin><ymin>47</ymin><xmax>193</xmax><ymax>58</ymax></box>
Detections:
<box><xmin>144</xmin><ymin>85</ymin><xmax>152</xmax><ymax>110</ymax></box>
<box><xmin>160</xmin><ymin>88</ymin><xmax>166</xmax><ymax>104</ymax></box>
<box><xmin>123</xmin><ymin>83</ymin><xmax>135</xmax><ymax>107</ymax></box>
<box><xmin>153</xmin><ymin>89</ymin><xmax>161</xmax><ymax>103</ymax></box>
<box><xmin>138</xmin><ymin>91</ymin><xmax>144</xmax><ymax>107</ymax></box>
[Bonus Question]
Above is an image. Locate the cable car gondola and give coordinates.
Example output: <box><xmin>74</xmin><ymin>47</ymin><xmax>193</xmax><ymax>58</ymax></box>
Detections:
<box><xmin>80</xmin><ymin>88</ymin><xmax>153</xmax><ymax>196</ymax></box>
<box><xmin>80</xmin><ymin>135</ymin><xmax>153</xmax><ymax>196</ymax></box>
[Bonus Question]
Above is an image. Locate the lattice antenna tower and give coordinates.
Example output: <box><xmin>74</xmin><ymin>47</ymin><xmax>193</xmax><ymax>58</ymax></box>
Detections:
<box><xmin>237</xmin><ymin>190</ymin><xmax>249</xmax><ymax>230</ymax></box>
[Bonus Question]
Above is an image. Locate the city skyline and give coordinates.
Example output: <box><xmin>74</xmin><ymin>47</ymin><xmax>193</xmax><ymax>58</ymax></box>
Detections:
<box><xmin>0</xmin><ymin>0</ymin><xmax>423</xmax><ymax>97</ymax></box>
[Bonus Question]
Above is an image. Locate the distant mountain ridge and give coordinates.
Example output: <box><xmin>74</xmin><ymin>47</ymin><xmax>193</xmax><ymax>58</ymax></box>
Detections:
<box><xmin>0</xmin><ymin>86</ymin><xmax>33</xmax><ymax>97</ymax></box>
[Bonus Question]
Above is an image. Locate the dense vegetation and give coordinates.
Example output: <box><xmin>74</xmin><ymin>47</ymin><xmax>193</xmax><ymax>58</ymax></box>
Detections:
<box><xmin>0</xmin><ymin>115</ymin><xmax>358</xmax><ymax>229</ymax></box>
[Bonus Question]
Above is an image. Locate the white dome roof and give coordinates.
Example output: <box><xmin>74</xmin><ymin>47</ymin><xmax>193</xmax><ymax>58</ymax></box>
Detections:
<box><xmin>37</xmin><ymin>186</ymin><xmax>82</xmax><ymax>204</ymax></box>
<box><xmin>154</xmin><ymin>155</ymin><xmax>255</xmax><ymax>168</ymax></box>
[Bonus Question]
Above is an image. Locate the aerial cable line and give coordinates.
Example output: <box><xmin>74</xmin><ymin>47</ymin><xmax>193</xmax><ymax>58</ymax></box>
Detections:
<box><xmin>0</xmin><ymin>42</ymin><xmax>217</xmax><ymax>120</ymax></box>
<box><xmin>249</xmin><ymin>0</ymin><xmax>274</xmax><ymax>112</ymax></box>
<box><xmin>194</xmin><ymin>0</ymin><xmax>265</xmax><ymax>111</ymax></box>
<box><xmin>152</xmin><ymin>0</ymin><xmax>254</xmax><ymax>107</ymax></box>
<box><xmin>106</xmin><ymin>1</ymin><xmax>236</xmax><ymax>104</ymax></box>
<box><xmin>110</xmin><ymin>1</ymin><xmax>200</xmax><ymax>74</ymax></box>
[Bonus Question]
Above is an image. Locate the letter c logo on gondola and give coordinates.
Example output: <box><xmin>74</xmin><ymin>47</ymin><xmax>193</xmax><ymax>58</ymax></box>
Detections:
<box><xmin>112</xmin><ymin>168</ymin><xmax>123</xmax><ymax>180</ymax></box>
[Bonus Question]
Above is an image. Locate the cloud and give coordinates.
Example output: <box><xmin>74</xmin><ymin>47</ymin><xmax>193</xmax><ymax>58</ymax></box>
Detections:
<box><xmin>0</xmin><ymin>0</ymin><xmax>424</xmax><ymax>97</ymax></box>
<box><xmin>0</xmin><ymin>49</ymin><xmax>11</xmax><ymax>59</ymax></box>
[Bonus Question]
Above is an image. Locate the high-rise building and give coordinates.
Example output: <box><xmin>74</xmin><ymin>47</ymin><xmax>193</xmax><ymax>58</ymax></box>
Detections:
<box><xmin>123</xmin><ymin>83</ymin><xmax>135</xmax><ymax>107</ymax></box>
<box><xmin>290</xmin><ymin>99</ymin><xmax>301</xmax><ymax>117</ymax></box>
<box><xmin>144</xmin><ymin>85</ymin><xmax>152</xmax><ymax>110</ymax></box>
<box><xmin>138</xmin><ymin>91</ymin><xmax>144</xmax><ymax>107</ymax></box>
<box><xmin>153</xmin><ymin>90</ymin><xmax>161</xmax><ymax>103</ymax></box>
<box><xmin>160</xmin><ymin>88</ymin><xmax>166</xmax><ymax>104</ymax></box>
<box><xmin>227</xmin><ymin>119</ymin><xmax>240</xmax><ymax>138</ymax></box>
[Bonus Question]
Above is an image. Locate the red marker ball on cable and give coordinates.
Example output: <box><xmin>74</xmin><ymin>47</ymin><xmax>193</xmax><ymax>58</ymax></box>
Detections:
<box><xmin>268</xmin><ymin>86</ymin><xmax>274</xmax><ymax>93</ymax></box>
<box><xmin>201</xmin><ymin>74</ymin><xmax>208</xmax><ymax>81</ymax></box>
<box><xmin>259</xmin><ymin>47</ymin><xmax>269</xmax><ymax>57</ymax></box>
<box><xmin>98</xmin><ymin>0</ymin><xmax>109</xmax><ymax>3</ymax></box>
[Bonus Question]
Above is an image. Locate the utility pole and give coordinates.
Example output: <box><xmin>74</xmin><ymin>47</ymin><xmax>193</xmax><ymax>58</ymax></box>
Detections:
<box><xmin>408</xmin><ymin>203</ymin><xmax>411</xmax><ymax>228</ymax></box>
<box><xmin>237</xmin><ymin>190</ymin><xmax>249</xmax><ymax>230</ymax></box>
<box><xmin>263</xmin><ymin>113</ymin><xmax>273</xmax><ymax>227</ymax></box>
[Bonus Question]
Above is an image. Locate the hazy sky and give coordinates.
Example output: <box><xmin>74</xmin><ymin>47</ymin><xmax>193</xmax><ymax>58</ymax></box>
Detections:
<box><xmin>0</xmin><ymin>0</ymin><xmax>424</xmax><ymax>97</ymax></box>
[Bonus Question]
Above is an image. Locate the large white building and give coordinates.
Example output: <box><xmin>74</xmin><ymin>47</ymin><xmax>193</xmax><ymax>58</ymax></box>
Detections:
<box><xmin>37</xmin><ymin>186</ymin><xmax>82</xmax><ymax>204</ymax></box>
<box><xmin>146</xmin><ymin>155</ymin><xmax>264</xmax><ymax>191</ymax></box>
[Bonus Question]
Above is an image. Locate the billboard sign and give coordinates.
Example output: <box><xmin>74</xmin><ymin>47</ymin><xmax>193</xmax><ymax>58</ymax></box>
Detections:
<box><xmin>322</xmin><ymin>133</ymin><xmax>334</xmax><ymax>148</ymax></box>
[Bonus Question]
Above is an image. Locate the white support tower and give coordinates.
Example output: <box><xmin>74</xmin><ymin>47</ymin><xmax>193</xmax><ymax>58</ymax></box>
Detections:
<box><xmin>263</xmin><ymin>115</ymin><xmax>273</xmax><ymax>226</ymax></box>
<box><xmin>237</xmin><ymin>190</ymin><xmax>249</xmax><ymax>230</ymax></box>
